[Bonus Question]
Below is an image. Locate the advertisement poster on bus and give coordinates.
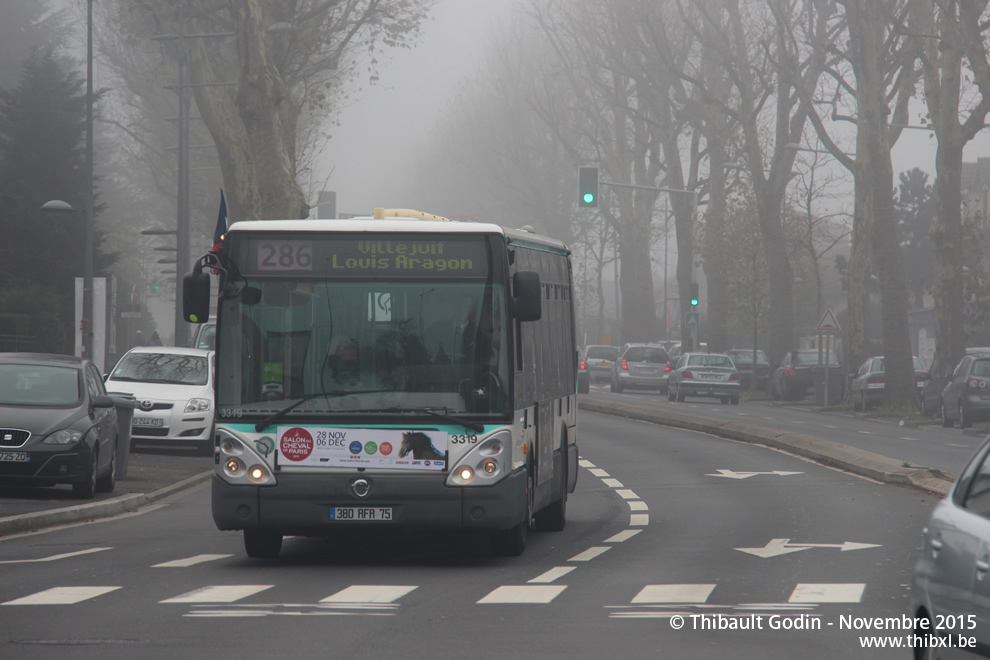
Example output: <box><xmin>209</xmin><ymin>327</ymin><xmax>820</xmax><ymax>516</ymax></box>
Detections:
<box><xmin>276</xmin><ymin>427</ymin><xmax>448</xmax><ymax>471</ymax></box>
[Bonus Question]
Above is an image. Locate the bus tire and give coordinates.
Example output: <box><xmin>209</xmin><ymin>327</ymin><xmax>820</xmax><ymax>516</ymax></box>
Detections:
<box><xmin>534</xmin><ymin>435</ymin><xmax>567</xmax><ymax>532</ymax></box>
<box><xmin>493</xmin><ymin>475</ymin><xmax>531</xmax><ymax>557</ymax></box>
<box><xmin>244</xmin><ymin>530</ymin><xmax>282</xmax><ymax>559</ymax></box>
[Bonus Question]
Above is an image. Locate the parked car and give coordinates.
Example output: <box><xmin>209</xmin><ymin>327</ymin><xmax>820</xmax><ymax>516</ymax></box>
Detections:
<box><xmin>724</xmin><ymin>349</ymin><xmax>770</xmax><ymax>391</ymax></box>
<box><xmin>769</xmin><ymin>348</ymin><xmax>841</xmax><ymax>401</ymax></box>
<box><xmin>105</xmin><ymin>346</ymin><xmax>215</xmax><ymax>455</ymax></box>
<box><xmin>920</xmin><ymin>347</ymin><xmax>990</xmax><ymax>416</ymax></box>
<box><xmin>579</xmin><ymin>345</ymin><xmax>619</xmax><ymax>393</ymax></box>
<box><xmin>667</xmin><ymin>352</ymin><xmax>741</xmax><ymax>404</ymax></box>
<box><xmin>939</xmin><ymin>351</ymin><xmax>990</xmax><ymax>429</ymax></box>
<box><xmin>911</xmin><ymin>435</ymin><xmax>990</xmax><ymax>653</ymax></box>
<box><xmin>610</xmin><ymin>344</ymin><xmax>670</xmax><ymax>394</ymax></box>
<box><xmin>0</xmin><ymin>353</ymin><xmax>118</xmax><ymax>498</ymax></box>
<box><xmin>191</xmin><ymin>321</ymin><xmax>216</xmax><ymax>350</ymax></box>
<box><xmin>849</xmin><ymin>355</ymin><xmax>928</xmax><ymax>411</ymax></box>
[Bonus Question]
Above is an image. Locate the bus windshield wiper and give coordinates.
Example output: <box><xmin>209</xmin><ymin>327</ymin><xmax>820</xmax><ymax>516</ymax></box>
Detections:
<box><xmin>254</xmin><ymin>390</ymin><xmax>392</xmax><ymax>432</ymax></box>
<box><xmin>360</xmin><ymin>407</ymin><xmax>484</xmax><ymax>433</ymax></box>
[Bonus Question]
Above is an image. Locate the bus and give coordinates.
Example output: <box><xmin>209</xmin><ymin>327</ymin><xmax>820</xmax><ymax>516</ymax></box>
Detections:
<box><xmin>183</xmin><ymin>208</ymin><xmax>578</xmax><ymax>558</ymax></box>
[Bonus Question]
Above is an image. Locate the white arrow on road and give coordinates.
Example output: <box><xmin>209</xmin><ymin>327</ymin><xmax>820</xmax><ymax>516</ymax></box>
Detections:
<box><xmin>736</xmin><ymin>538</ymin><xmax>881</xmax><ymax>558</ymax></box>
<box><xmin>707</xmin><ymin>469</ymin><xmax>804</xmax><ymax>479</ymax></box>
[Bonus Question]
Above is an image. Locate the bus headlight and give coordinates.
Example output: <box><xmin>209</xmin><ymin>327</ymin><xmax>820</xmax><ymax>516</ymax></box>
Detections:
<box><xmin>447</xmin><ymin>430</ymin><xmax>511</xmax><ymax>487</ymax></box>
<box><xmin>216</xmin><ymin>429</ymin><xmax>277</xmax><ymax>486</ymax></box>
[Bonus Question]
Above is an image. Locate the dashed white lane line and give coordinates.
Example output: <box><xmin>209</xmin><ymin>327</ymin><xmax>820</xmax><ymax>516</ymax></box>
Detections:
<box><xmin>569</xmin><ymin>547</ymin><xmax>610</xmax><ymax>562</ymax></box>
<box><xmin>589</xmin><ymin>468</ymin><xmax>611</xmax><ymax>478</ymax></box>
<box><xmin>788</xmin><ymin>583</ymin><xmax>865</xmax><ymax>603</ymax></box>
<box><xmin>602</xmin><ymin>478</ymin><xmax>624</xmax><ymax>488</ymax></box>
<box><xmin>153</xmin><ymin>554</ymin><xmax>233</xmax><ymax>568</ymax></box>
<box><xmin>579</xmin><ymin>459</ymin><xmax>597</xmax><ymax>468</ymax></box>
<box><xmin>615</xmin><ymin>489</ymin><xmax>638</xmax><ymax>500</ymax></box>
<box><xmin>528</xmin><ymin>567</ymin><xmax>576</xmax><ymax>584</ymax></box>
<box><xmin>629</xmin><ymin>514</ymin><xmax>650</xmax><ymax>526</ymax></box>
<box><xmin>3</xmin><ymin>586</ymin><xmax>121</xmax><ymax>605</ymax></box>
<box><xmin>627</xmin><ymin>501</ymin><xmax>648</xmax><ymax>511</ymax></box>
<box><xmin>605</xmin><ymin>530</ymin><xmax>642</xmax><ymax>543</ymax></box>
<box><xmin>0</xmin><ymin>547</ymin><xmax>112</xmax><ymax>564</ymax></box>
<box><xmin>858</xmin><ymin>430</ymin><xmax>875</xmax><ymax>435</ymax></box>
<box><xmin>632</xmin><ymin>584</ymin><xmax>716</xmax><ymax>604</ymax></box>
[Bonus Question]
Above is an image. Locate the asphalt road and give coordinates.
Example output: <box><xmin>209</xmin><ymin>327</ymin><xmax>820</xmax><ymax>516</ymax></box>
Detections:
<box><xmin>0</xmin><ymin>409</ymin><xmax>940</xmax><ymax>659</ymax></box>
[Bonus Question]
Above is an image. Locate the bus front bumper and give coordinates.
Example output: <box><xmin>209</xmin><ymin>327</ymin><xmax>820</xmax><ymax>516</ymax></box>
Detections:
<box><xmin>211</xmin><ymin>467</ymin><xmax>528</xmax><ymax>535</ymax></box>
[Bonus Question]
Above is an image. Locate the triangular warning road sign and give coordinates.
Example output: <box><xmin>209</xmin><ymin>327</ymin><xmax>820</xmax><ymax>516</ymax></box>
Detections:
<box><xmin>816</xmin><ymin>308</ymin><xmax>841</xmax><ymax>332</ymax></box>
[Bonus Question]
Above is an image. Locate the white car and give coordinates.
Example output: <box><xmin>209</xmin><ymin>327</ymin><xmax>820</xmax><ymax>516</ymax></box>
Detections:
<box><xmin>105</xmin><ymin>346</ymin><xmax>215</xmax><ymax>455</ymax></box>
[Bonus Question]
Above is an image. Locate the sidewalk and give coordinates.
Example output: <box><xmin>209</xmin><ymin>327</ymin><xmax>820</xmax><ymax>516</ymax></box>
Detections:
<box><xmin>0</xmin><ymin>448</ymin><xmax>212</xmax><ymax>537</ymax></box>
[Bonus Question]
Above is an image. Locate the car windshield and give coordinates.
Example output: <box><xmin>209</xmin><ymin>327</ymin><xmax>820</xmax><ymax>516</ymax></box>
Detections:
<box><xmin>0</xmin><ymin>364</ymin><xmax>81</xmax><ymax>405</ymax></box>
<box><xmin>796</xmin><ymin>351</ymin><xmax>839</xmax><ymax>365</ymax></box>
<box><xmin>624</xmin><ymin>347</ymin><xmax>666</xmax><ymax>363</ymax></box>
<box><xmin>687</xmin><ymin>354</ymin><xmax>733</xmax><ymax>368</ymax></box>
<box><xmin>874</xmin><ymin>357</ymin><xmax>927</xmax><ymax>372</ymax></box>
<box><xmin>111</xmin><ymin>353</ymin><xmax>209</xmax><ymax>386</ymax></box>
<box><xmin>586</xmin><ymin>346</ymin><xmax>618</xmax><ymax>360</ymax></box>
<box><xmin>727</xmin><ymin>351</ymin><xmax>767</xmax><ymax>365</ymax></box>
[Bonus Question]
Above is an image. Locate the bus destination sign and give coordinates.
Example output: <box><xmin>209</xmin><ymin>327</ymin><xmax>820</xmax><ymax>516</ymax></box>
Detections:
<box><xmin>243</xmin><ymin>235</ymin><xmax>489</xmax><ymax>278</ymax></box>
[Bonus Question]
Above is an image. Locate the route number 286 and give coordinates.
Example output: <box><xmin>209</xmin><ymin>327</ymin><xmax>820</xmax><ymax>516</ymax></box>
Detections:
<box><xmin>257</xmin><ymin>241</ymin><xmax>313</xmax><ymax>271</ymax></box>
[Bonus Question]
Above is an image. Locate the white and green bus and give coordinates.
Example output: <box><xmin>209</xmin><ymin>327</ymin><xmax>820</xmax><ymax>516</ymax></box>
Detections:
<box><xmin>183</xmin><ymin>208</ymin><xmax>578</xmax><ymax>558</ymax></box>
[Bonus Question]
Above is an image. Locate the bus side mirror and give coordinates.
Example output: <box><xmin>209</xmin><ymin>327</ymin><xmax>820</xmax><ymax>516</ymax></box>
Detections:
<box><xmin>513</xmin><ymin>271</ymin><xmax>542</xmax><ymax>322</ymax></box>
<box><xmin>183</xmin><ymin>269</ymin><xmax>211</xmax><ymax>323</ymax></box>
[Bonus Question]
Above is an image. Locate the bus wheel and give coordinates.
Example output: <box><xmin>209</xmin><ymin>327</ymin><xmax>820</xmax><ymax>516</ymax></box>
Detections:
<box><xmin>535</xmin><ymin>436</ymin><xmax>567</xmax><ymax>532</ymax></box>
<box><xmin>493</xmin><ymin>475</ymin><xmax>531</xmax><ymax>557</ymax></box>
<box><xmin>244</xmin><ymin>530</ymin><xmax>282</xmax><ymax>559</ymax></box>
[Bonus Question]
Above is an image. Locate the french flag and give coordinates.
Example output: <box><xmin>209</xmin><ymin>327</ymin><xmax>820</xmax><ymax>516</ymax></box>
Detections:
<box><xmin>212</xmin><ymin>189</ymin><xmax>228</xmax><ymax>251</ymax></box>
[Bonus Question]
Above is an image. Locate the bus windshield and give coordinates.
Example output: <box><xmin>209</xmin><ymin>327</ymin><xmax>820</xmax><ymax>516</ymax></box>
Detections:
<box><xmin>215</xmin><ymin>233</ymin><xmax>510</xmax><ymax>421</ymax></box>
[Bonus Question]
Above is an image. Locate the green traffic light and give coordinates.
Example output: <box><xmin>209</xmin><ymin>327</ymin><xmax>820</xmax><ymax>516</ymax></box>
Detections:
<box><xmin>691</xmin><ymin>298</ymin><xmax>699</xmax><ymax>306</ymax></box>
<box><xmin>583</xmin><ymin>193</ymin><xmax>595</xmax><ymax>204</ymax></box>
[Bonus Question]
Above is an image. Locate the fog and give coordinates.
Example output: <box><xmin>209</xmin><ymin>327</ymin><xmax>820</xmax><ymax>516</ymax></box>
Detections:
<box><xmin>317</xmin><ymin>0</ymin><xmax>520</xmax><ymax>217</ymax></box>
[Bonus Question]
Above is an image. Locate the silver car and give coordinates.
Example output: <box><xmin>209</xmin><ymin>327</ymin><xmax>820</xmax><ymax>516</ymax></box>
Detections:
<box><xmin>911</xmin><ymin>435</ymin><xmax>990</xmax><ymax>654</ymax></box>
<box><xmin>610</xmin><ymin>344</ymin><xmax>670</xmax><ymax>394</ymax></box>
<box><xmin>667</xmin><ymin>352</ymin><xmax>741</xmax><ymax>404</ymax></box>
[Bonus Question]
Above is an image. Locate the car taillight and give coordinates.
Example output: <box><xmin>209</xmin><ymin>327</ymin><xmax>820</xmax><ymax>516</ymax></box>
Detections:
<box><xmin>785</xmin><ymin>368</ymin><xmax>796</xmax><ymax>377</ymax></box>
<box><xmin>867</xmin><ymin>377</ymin><xmax>884</xmax><ymax>385</ymax></box>
<box><xmin>729</xmin><ymin>372</ymin><xmax>740</xmax><ymax>381</ymax></box>
<box><xmin>681</xmin><ymin>370</ymin><xmax>694</xmax><ymax>379</ymax></box>
<box><xmin>967</xmin><ymin>379</ymin><xmax>988</xmax><ymax>389</ymax></box>
<box><xmin>621</xmin><ymin>359</ymin><xmax>629</xmax><ymax>371</ymax></box>
<box><xmin>665</xmin><ymin>364</ymin><xmax>671</xmax><ymax>372</ymax></box>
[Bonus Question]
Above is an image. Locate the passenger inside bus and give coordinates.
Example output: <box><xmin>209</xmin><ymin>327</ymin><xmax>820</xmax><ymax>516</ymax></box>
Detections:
<box><xmin>326</xmin><ymin>335</ymin><xmax>362</xmax><ymax>389</ymax></box>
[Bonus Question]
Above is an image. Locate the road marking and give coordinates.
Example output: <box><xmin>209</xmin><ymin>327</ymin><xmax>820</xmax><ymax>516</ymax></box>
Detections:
<box><xmin>736</xmin><ymin>538</ymin><xmax>881</xmax><ymax>558</ymax></box>
<box><xmin>788</xmin><ymin>583</ymin><xmax>865</xmax><ymax>603</ymax></box>
<box><xmin>320</xmin><ymin>585</ymin><xmax>417</xmax><ymax>604</ymax></box>
<box><xmin>0</xmin><ymin>547</ymin><xmax>112</xmax><ymax>564</ymax></box>
<box><xmin>858</xmin><ymin>430</ymin><xmax>875</xmax><ymax>435</ymax></box>
<box><xmin>824</xmin><ymin>425</ymin><xmax>838</xmax><ymax>429</ymax></box>
<box><xmin>627</xmin><ymin>501</ymin><xmax>648</xmax><ymax>511</ymax></box>
<box><xmin>631</xmin><ymin>584</ymin><xmax>716</xmax><ymax>604</ymax></box>
<box><xmin>3</xmin><ymin>586</ymin><xmax>121</xmax><ymax>605</ymax></box>
<box><xmin>161</xmin><ymin>585</ymin><xmax>273</xmax><ymax>603</ymax></box>
<box><xmin>569</xmin><ymin>547</ymin><xmax>610</xmax><ymax>562</ymax></box>
<box><xmin>615</xmin><ymin>489</ymin><xmax>638</xmax><ymax>499</ymax></box>
<box><xmin>629</xmin><ymin>514</ymin><xmax>649</xmax><ymax>526</ymax></box>
<box><xmin>602</xmin><ymin>478</ymin><xmax>624</xmax><ymax>488</ymax></box>
<box><xmin>604</xmin><ymin>530</ymin><xmax>642</xmax><ymax>543</ymax></box>
<box><xmin>528</xmin><ymin>567</ymin><xmax>576</xmax><ymax>584</ymax></box>
<box><xmin>589</xmin><ymin>468</ymin><xmax>611</xmax><ymax>478</ymax></box>
<box><xmin>477</xmin><ymin>585</ymin><xmax>567</xmax><ymax>604</ymax></box>
<box><xmin>579</xmin><ymin>459</ymin><xmax>597</xmax><ymax>468</ymax></box>
<box><xmin>153</xmin><ymin>554</ymin><xmax>233</xmax><ymax>568</ymax></box>
<box><xmin>707</xmin><ymin>469</ymin><xmax>803</xmax><ymax>480</ymax></box>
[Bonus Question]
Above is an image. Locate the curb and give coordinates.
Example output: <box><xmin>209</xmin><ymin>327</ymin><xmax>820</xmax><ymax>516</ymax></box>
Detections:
<box><xmin>0</xmin><ymin>470</ymin><xmax>213</xmax><ymax>537</ymax></box>
<box><xmin>579</xmin><ymin>399</ymin><xmax>955</xmax><ymax>498</ymax></box>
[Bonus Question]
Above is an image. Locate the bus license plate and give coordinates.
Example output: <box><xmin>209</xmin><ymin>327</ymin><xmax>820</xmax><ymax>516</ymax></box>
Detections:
<box><xmin>330</xmin><ymin>507</ymin><xmax>392</xmax><ymax>521</ymax></box>
<box><xmin>0</xmin><ymin>452</ymin><xmax>29</xmax><ymax>462</ymax></box>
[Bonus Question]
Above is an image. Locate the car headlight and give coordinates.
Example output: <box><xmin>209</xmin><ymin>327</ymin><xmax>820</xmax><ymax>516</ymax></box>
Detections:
<box><xmin>185</xmin><ymin>397</ymin><xmax>212</xmax><ymax>413</ymax></box>
<box><xmin>43</xmin><ymin>429</ymin><xmax>84</xmax><ymax>445</ymax></box>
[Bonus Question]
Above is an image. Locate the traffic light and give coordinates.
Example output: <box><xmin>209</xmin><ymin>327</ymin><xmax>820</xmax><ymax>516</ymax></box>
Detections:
<box><xmin>690</xmin><ymin>282</ymin><xmax>699</xmax><ymax>307</ymax></box>
<box><xmin>579</xmin><ymin>166</ymin><xmax>599</xmax><ymax>208</ymax></box>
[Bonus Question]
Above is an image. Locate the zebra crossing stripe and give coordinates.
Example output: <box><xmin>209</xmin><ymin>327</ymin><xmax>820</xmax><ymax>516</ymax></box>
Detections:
<box><xmin>161</xmin><ymin>585</ymin><xmax>273</xmax><ymax>603</ymax></box>
<box><xmin>320</xmin><ymin>586</ymin><xmax>417</xmax><ymax>604</ymax></box>
<box><xmin>3</xmin><ymin>586</ymin><xmax>121</xmax><ymax>605</ymax></box>
<box><xmin>788</xmin><ymin>583</ymin><xmax>865</xmax><ymax>603</ymax></box>
<box><xmin>631</xmin><ymin>584</ymin><xmax>716</xmax><ymax>604</ymax></box>
<box><xmin>477</xmin><ymin>585</ymin><xmax>567</xmax><ymax>604</ymax></box>
<box><xmin>153</xmin><ymin>554</ymin><xmax>233</xmax><ymax>568</ymax></box>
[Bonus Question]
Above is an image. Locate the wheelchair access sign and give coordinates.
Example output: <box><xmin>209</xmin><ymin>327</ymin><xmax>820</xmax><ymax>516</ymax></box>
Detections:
<box><xmin>685</xmin><ymin>312</ymin><xmax>700</xmax><ymax>328</ymax></box>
